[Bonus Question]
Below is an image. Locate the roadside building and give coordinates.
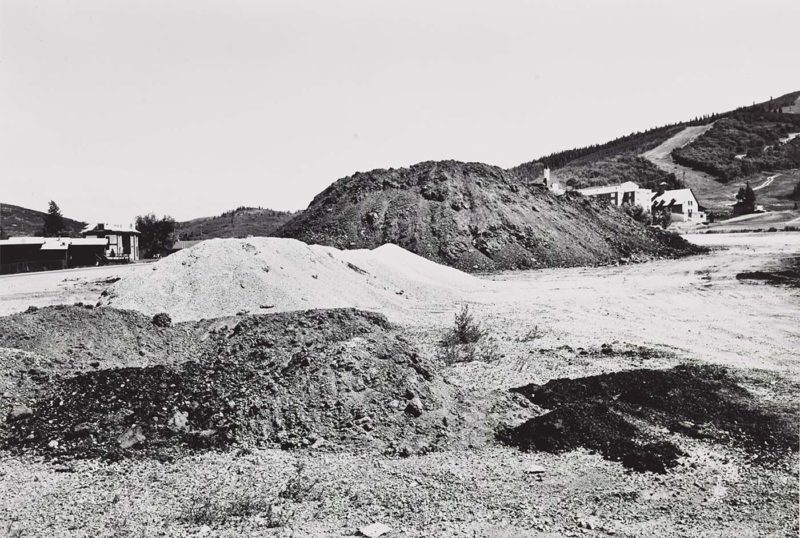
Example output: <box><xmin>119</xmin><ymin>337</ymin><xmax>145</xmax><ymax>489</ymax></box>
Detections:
<box><xmin>0</xmin><ymin>237</ymin><xmax>108</xmax><ymax>274</ymax></box>
<box><xmin>650</xmin><ymin>188</ymin><xmax>707</xmax><ymax>223</ymax></box>
<box><xmin>81</xmin><ymin>223</ymin><xmax>140</xmax><ymax>261</ymax></box>
<box><xmin>577</xmin><ymin>181</ymin><xmax>653</xmax><ymax>211</ymax></box>
<box><xmin>577</xmin><ymin>181</ymin><xmax>708</xmax><ymax>224</ymax></box>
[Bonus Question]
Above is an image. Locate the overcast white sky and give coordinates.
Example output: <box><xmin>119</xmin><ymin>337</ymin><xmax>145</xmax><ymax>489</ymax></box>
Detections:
<box><xmin>1</xmin><ymin>0</ymin><xmax>798</xmax><ymax>223</ymax></box>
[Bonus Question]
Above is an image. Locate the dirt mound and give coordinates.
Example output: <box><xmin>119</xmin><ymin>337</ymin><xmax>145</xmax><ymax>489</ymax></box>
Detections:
<box><xmin>0</xmin><ymin>305</ymin><xmax>217</xmax><ymax>368</ymax></box>
<box><xmin>276</xmin><ymin>160</ymin><xmax>702</xmax><ymax>271</ymax></box>
<box><xmin>500</xmin><ymin>364</ymin><xmax>798</xmax><ymax>473</ymax></box>
<box><xmin>99</xmin><ymin>238</ymin><xmax>483</xmax><ymax>322</ymax></box>
<box><xmin>4</xmin><ymin>309</ymin><xmax>503</xmax><ymax>460</ymax></box>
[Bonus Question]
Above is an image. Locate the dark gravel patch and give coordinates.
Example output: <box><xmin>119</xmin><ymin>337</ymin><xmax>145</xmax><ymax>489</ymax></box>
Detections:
<box><xmin>736</xmin><ymin>256</ymin><xmax>800</xmax><ymax>287</ymax></box>
<box><xmin>500</xmin><ymin>364</ymin><xmax>798</xmax><ymax>473</ymax></box>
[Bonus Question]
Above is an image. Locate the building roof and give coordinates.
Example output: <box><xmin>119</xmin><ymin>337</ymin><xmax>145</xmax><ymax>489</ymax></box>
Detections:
<box><xmin>39</xmin><ymin>239</ymin><xmax>70</xmax><ymax>251</ymax></box>
<box><xmin>577</xmin><ymin>181</ymin><xmax>644</xmax><ymax>196</ymax></box>
<box><xmin>81</xmin><ymin>223</ymin><xmax>140</xmax><ymax>234</ymax></box>
<box><xmin>0</xmin><ymin>237</ymin><xmax>48</xmax><ymax>246</ymax></box>
<box><xmin>0</xmin><ymin>237</ymin><xmax>108</xmax><ymax>249</ymax></box>
<box><xmin>651</xmin><ymin>188</ymin><xmax>699</xmax><ymax>206</ymax></box>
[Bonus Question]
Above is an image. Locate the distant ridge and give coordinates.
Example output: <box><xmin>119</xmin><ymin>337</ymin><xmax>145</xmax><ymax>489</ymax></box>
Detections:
<box><xmin>0</xmin><ymin>203</ymin><xmax>85</xmax><ymax>238</ymax></box>
<box><xmin>176</xmin><ymin>206</ymin><xmax>297</xmax><ymax>240</ymax></box>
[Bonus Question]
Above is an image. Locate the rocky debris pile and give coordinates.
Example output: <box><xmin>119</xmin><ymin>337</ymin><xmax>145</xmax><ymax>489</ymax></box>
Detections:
<box><xmin>0</xmin><ymin>305</ymin><xmax>216</xmax><ymax>369</ymax></box>
<box><xmin>4</xmin><ymin>309</ymin><xmax>502</xmax><ymax>460</ymax></box>
<box><xmin>500</xmin><ymin>364</ymin><xmax>799</xmax><ymax>473</ymax></box>
<box><xmin>99</xmin><ymin>238</ymin><xmax>484</xmax><ymax>322</ymax></box>
<box><xmin>276</xmin><ymin>160</ymin><xmax>704</xmax><ymax>272</ymax></box>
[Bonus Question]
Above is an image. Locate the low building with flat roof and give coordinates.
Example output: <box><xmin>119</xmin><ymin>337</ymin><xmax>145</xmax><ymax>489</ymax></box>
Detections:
<box><xmin>0</xmin><ymin>236</ymin><xmax>108</xmax><ymax>274</ymax></box>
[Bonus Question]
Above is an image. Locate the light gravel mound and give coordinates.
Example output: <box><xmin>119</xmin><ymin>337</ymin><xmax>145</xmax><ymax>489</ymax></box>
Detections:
<box><xmin>100</xmin><ymin>238</ymin><xmax>484</xmax><ymax>322</ymax></box>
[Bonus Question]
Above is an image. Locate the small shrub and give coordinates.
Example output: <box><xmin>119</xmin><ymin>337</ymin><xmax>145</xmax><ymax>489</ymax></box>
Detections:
<box><xmin>278</xmin><ymin>462</ymin><xmax>319</xmax><ymax>503</ymax></box>
<box><xmin>519</xmin><ymin>325</ymin><xmax>543</xmax><ymax>342</ymax></box>
<box><xmin>442</xmin><ymin>305</ymin><xmax>483</xmax><ymax>346</ymax></box>
<box><xmin>439</xmin><ymin>305</ymin><xmax>498</xmax><ymax>364</ymax></box>
<box><xmin>183</xmin><ymin>489</ymin><xmax>288</xmax><ymax>527</ymax></box>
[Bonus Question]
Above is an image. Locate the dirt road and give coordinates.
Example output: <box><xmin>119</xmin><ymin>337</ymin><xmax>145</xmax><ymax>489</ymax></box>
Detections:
<box><xmin>753</xmin><ymin>173</ymin><xmax>778</xmax><ymax>191</ymax></box>
<box><xmin>641</xmin><ymin>124</ymin><xmax>737</xmax><ymax>212</ymax></box>
<box><xmin>0</xmin><ymin>263</ymin><xmax>150</xmax><ymax>317</ymax></box>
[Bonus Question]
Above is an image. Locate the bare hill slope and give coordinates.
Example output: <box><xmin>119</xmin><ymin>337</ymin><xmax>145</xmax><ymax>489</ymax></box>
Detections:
<box><xmin>0</xmin><ymin>203</ymin><xmax>85</xmax><ymax>238</ymax></box>
<box><xmin>176</xmin><ymin>206</ymin><xmax>296</xmax><ymax>240</ymax></box>
<box><xmin>276</xmin><ymin>160</ymin><xmax>701</xmax><ymax>272</ymax></box>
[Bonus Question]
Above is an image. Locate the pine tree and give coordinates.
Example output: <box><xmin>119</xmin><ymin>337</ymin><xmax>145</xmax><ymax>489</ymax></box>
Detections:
<box><xmin>42</xmin><ymin>200</ymin><xmax>65</xmax><ymax>237</ymax></box>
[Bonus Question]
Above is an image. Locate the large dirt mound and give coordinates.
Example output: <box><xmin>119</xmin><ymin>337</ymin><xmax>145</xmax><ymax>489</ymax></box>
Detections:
<box><xmin>99</xmin><ymin>238</ymin><xmax>484</xmax><ymax>322</ymax></box>
<box><xmin>276</xmin><ymin>160</ymin><xmax>702</xmax><ymax>271</ymax></box>
<box><xmin>4</xmin><ymin>309</ymin><xmax>510</xmax><ymax>460</ymax></box>
<box><xmin>500</xmin><ymin>365</ymin><xmax>799</xmax><ymax>473</ymax></box>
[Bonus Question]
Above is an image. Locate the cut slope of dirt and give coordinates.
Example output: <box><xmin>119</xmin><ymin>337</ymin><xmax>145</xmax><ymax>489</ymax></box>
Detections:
<box><xmin>500</xmin><ymin>364</ymin><xmax>799</xmax><ymax>473</ymax></box>
<box><xmin>98</xmin><ymin>238</ymin><xmax>485</xmax><ymax>322</ymax></box>
<box><xmin>276</xmin><ymin>160</ymin><xmax>701</xmax><ymax>272</ymax></box>
<box><xmin>3</xmin><ymin>308</ymin><xmax>522</xmax><ymax>460</ymax></box>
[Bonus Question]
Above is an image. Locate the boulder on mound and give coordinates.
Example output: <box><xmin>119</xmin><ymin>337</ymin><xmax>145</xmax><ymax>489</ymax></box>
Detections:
<box><xmin>276</xmin><ymin>160</ymin><xmax>704</xmax><ymax>271</ymax></box>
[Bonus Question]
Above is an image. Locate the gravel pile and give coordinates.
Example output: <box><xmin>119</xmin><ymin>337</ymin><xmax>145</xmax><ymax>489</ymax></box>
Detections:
<box><xmin>4</xmin><ymin>309</ymin><xmax>516</xmax><ymax>460</ymax></box>
<box><xmin>100</xmin><ymin>238</ymin><xmax>485</xmax><ymax>322</ymax></box>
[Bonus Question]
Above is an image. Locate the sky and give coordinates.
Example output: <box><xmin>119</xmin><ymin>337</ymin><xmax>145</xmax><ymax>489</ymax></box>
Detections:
<box><xmin>1</xmin><ymin>0</ymin><xmax>798</xmax><ymax>223</ymax></box>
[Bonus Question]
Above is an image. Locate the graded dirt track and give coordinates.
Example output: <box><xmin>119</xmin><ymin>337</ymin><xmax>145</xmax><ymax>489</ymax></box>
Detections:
<box><xmin>0</xmin><ymin>232</ymin><xmax>798</xmax><ymax>536</ymax></box>
<box><xmin>640</xmin><ymin>125</ymin><xmax>728</xmax><ymax>211</ymax></box>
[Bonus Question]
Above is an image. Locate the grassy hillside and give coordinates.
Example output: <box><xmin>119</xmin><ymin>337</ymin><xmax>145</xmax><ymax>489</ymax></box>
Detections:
<box><xmin>176</xmin><ymin>206</ymin><xmax>296</xmax><ymax>240</ymax></box>
<box><xmin>672</xmin><ymin>113</ymin><xmax>800</xmax><ymax>182</ymax></box>
<box><xmin>277</xmin><ymin>160</ymin><xmax>702</xmax><ymax>272</ymax></box>
<box><xmin>512</xmin><ymin>90</ymin><xmax>800</xmax><ymax>191</ymax></box>
<box><xmin>0</xmin><ymin>203</ymin><xmax>85</xmax><ymax>238</ymax></box>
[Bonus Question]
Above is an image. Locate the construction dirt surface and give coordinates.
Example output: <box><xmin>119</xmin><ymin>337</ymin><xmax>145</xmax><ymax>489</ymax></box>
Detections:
<box><xmin>0</xmin><ymin>232</ymin><xmax>798</xmax><ymax>536</ymax></box>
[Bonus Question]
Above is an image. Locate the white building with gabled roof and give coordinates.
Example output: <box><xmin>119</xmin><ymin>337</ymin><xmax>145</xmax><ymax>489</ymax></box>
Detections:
<box><xmin>650</xmin><ymin>188</ymin><xmax>707</xmax><ymax>223</ymax></box>
<box><xmin>80</xmin><ymin>223</ymin><xmax>141</xmax><ymax>261</ymax></box>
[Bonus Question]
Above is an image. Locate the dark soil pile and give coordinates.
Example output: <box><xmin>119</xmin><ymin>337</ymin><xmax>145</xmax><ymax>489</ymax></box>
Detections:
<box><xmin>4</xmin><ymin>309</ymin><xmax>485</xmax><ymax>460</ymax></box>
<box><xmin>736</xmin><ymin>255</ymin><xmax>800</xmax><ymax>287</ymax></box>
<box><xmin>276</xmin><ymin>160</ymin><xmax>703</xmax><ymax>272</ymax></box>
<box><xmin>501</xmin><ymin>364</ymin><xmax>799</xmax><ymax>473</ymax></box>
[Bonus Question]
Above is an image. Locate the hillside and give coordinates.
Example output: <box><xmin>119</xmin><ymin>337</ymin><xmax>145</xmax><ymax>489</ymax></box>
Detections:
<box><xmin>0</xmin><ymin>203</ymin><xmax>85</xmax><ymax>238</ymax></box>
<box><xmin>515</xmin><ymin>90</ymin><xmax>800</xmax><ymax>194</ymax></box>
<box><xmin>176</xmin><ymin>206</ymin><xmax>296</xmax><ymax>240</ymax></box>
<box><xmin>671</xmin><ymin>112</ymin><xmax>800</xmax><ymax>182</ymax></box>
<box><xmin>276</xmin><ymin>160</ymin><xmax>701</xmax><ymax>272</ymax></box>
